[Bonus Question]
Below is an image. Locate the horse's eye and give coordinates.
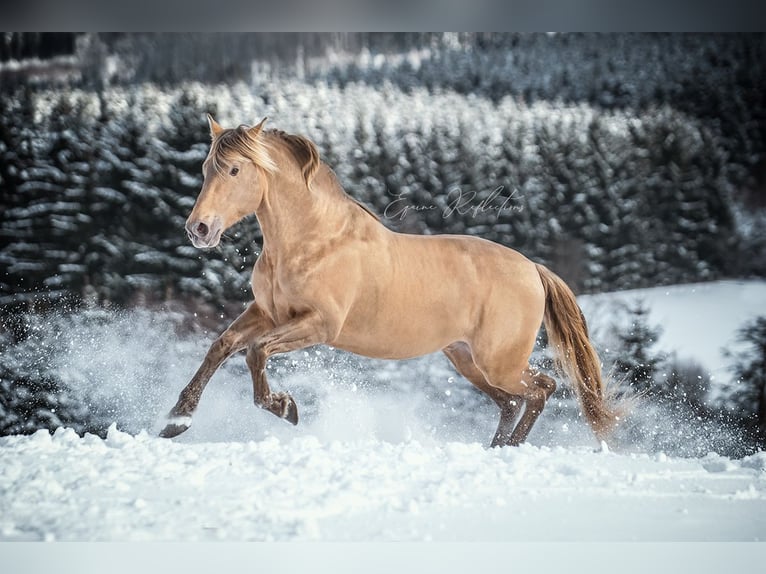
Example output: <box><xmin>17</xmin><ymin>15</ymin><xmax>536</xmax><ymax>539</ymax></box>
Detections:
<box><xmin>230</xmin><ymin>167</ymin><xmax>239</xmax><ymax>176</ymax></box>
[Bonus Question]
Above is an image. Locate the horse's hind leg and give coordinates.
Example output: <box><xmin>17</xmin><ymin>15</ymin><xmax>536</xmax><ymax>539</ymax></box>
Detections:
<box><xmin>246</xmin><ymin>346</ymin><xmax>299</xmax><ymax>425</ymax></box>
<box><xmin>443</xmin><ymin>343</ymin><xmax>523</xmax><ymax>448</ymax></box>
<box><xmin>505</xmin><ymin>369</ymin><xmax>557</xmax><ymax>446</ymax></box>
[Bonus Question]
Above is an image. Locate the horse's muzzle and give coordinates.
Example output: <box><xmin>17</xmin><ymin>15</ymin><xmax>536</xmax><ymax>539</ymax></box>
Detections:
<box><xmin>186</xmin><ymin>217</ymin><xmax>222</xmax><ymax>248</ymax></box>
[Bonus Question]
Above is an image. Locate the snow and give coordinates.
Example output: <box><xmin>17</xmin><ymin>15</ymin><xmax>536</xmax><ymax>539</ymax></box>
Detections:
<box><xmin>1</xmin><ymin>426</ymin><xmax>764</xmax><ymax>542</ymax></box>
<box><xmin>580</xmin><ymin>279</ymin><xmax>766</xmax><ymax>386</ymax></box>
<box><xmin>165</xmin><ymin>415</ymin><xmax>192</xmax><ymax>428</ymax></box>
<box><xmin>1</xmin><ymin>280</ymin><xmax>765</xmax><ymax>542</ymax></box>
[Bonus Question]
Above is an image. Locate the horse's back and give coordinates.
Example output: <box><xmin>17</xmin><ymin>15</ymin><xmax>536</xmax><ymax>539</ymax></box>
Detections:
<box><xmin>390</xmin><ymin>232</ymin><xmax>543</xmax><ymax>300</ymax></box>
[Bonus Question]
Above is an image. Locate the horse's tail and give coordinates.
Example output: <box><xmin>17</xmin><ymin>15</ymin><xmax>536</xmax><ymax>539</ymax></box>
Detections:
<box><xmin>536</xmin><ymin>263</ymin><xmax>620</xmax><ymax>442</ymax></box>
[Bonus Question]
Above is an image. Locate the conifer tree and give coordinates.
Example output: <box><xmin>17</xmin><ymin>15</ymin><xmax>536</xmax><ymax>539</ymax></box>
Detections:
<box><xmin>613</xmin><ymin>300</ymin><xmax>666</xmax><ymax>394</ymax></box>
<box><xmin>725</xmin><ymin>316</ymin><xmax>766</xmax><ymax>443</ymax></box>
<box><xmin>0</xmin><ymin>87</ymin><xmax>39</xmax><ymax>306</ymax></box>
<box><xmin>1</xmin><ymin>92</ymin><xmax>96</xmax><ymax>305</ymax></box>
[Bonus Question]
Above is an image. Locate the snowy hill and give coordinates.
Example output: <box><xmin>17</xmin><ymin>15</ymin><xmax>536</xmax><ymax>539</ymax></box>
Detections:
<box><xmin>581</xmin><ymin>279</ymin><xmax>766</xmax><ymax>388</ymax></box>
<box><xmin>1</xmin><ymin>279</ymin><xmax>765</xmax><ymax>542</ymax></box>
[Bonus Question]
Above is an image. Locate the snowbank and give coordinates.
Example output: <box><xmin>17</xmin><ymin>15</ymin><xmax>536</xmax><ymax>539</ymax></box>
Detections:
<box><xmin>0</xmin><ymin>425</ymin><xmax>764</xmax><ymax>541</ymax></box>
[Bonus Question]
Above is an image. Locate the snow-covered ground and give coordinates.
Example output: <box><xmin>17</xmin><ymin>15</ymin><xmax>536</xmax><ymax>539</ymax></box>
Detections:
<box><xmin>1</xmin><ymin>280</ymin><xmax>765</xmax><ymax>542</ymax></box>
<box><xmin>0</xmin><ymin>425</ymin><xmax>764</xmax><ymax>542</ymax></box>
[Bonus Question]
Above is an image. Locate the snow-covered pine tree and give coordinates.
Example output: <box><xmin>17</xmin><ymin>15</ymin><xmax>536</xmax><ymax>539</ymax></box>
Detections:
<box><xmin>368</xmin><ymin>114</ymin><xmax>409</xmax><ymax>228</ymax></box>
<box><xmin>86</xmin><ymin>91</ymin><xmax>165</xmax><ymax>305</ymax></box>
<box><xmin>724</xmin><ymin>316</ymin><xmax>766</xmax><ymax>445</ymax></box>
<box><xmin>486</xmin><ymin>117</ymin><xmax>534</xmax><ymax>254</ymax></box>
<box><xmin>0</xmin><ymin>87</ymin><xmax>39</xmax><ymax>308</ymax></box>
<box><xmin>612</xmin><ymin>299</ymin><xmax>666</xmax><ymax>394</ymax></box>
<box><xmin>1</xmin><ymin>91</ymin><xmax>97</xmax><ymax>306</ymax></box>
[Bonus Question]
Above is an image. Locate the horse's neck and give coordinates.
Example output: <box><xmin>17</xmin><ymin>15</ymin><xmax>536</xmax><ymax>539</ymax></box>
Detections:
<box><xmin>256</xmin><ymin>162</ymin><xmax>376</xmax><ymax>254</ymax></box>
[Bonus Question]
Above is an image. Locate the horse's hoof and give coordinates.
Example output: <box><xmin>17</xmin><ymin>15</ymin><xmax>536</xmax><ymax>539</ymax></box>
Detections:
<box><xmin>159</xmin><ymin>416</ymin><xmax>192</xmax><ymax>438</ymax></box>
<box><xmin>283</xmin><ymin>395</ymin><xmax>299</xmax><ymax>426</ymax></box>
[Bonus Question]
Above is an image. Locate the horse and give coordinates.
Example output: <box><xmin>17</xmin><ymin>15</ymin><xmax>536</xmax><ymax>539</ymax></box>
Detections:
<box><xmin>159</xmin><ymin>115</ymin><xmax>619</xmax><ymax>447</ymax></box>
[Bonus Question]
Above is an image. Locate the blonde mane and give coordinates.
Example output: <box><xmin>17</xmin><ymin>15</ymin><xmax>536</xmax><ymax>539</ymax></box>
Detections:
<box><xmin>209</xmin><ymin>126</ymin><xmax>320</xmax><ymax>188</ymax></box>
<box><xmin>209</xmin><ymin>125</ymin><xmax>278</xmax><ymax>176</ymax></box>
<box><xmin>267</xmin><ymin>129</ymin><xmax>321</xmax><ymax>188</ymax></box>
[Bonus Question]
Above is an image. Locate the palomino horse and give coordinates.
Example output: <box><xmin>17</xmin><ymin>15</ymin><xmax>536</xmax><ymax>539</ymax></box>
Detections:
<box><xmin>160</xmin><ymin>115</ymin><xmax>618</xmax><ymax>447</ymax></box>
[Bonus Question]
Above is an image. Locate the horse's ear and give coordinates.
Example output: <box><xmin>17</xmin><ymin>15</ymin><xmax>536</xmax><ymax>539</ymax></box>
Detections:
<box><xmin>207</xmin><ymin>114</ymin><xmax>224</xmax><ymax>139</ymax></box>
<box><xmin>248</xmin><ymin>117</ymin><xmax>268</xmax><ymax>138</ymax></box>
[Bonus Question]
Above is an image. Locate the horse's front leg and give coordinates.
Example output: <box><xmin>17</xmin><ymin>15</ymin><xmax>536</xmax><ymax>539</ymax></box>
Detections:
<box><xmin>245</xmin><ymin>310</ymin><xmax>333</xmax><ymax>425</ymax></box>
<box><xmin>159</xmin><ymin>303</ymin><xmax>274</xmax><ymax>438</ymax></box>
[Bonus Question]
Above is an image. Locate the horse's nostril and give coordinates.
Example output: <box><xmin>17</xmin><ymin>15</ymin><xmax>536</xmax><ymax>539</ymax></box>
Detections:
<box><xmin>196</xmin><ymin>222</ymin><xmax>209</xmax><ymax>237</ymax></box>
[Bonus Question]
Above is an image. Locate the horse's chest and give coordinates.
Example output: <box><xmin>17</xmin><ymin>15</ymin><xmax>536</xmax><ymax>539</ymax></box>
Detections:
<box><xmin>251</xmin><ymin>261</ymin><xmax>303</xmax><ymax>324</ymax></box>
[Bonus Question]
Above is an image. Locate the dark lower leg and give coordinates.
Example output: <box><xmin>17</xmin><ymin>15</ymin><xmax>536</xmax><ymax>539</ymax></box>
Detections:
<box><xmin>443</xmin><ymin>343</ymin><xmax>522</xmax><ymax>448</ymax></box>
<box><xmin>168</xmin><ymin>339</ymin><xmax>238</xmax><ymax>417</ymax></box>
<box><xmin>246</xmin><ymin>347</ymin><xmax>299</xmax><ymax>425</ymax></box>
<box><xmin>506</xmin><ymin>371</ymin><xmax>557</xmax><ymax>446</ymax></box>
<box><xmin>490</xmin><ymin>395</ymin><xmax>524</xmax><ymax>448</ymax></box>
<box><xmin>159</xmin><ymin>338</ymin><xmax>242</xmax><ymax>438</ymax></box>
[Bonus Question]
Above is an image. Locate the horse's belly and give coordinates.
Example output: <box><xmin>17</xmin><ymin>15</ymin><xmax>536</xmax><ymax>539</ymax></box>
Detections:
<box><xmin>331</xmin><ymin>287</ymin><xmax>475</xmax><ymax>359</ymax></box>
<box><xmin>331</xmin><ymin>324</ymin><xmax>456</xmax><ymax>360</ymax></box>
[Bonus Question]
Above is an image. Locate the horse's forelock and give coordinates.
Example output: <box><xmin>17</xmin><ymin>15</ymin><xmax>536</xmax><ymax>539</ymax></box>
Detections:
<box><xmin>209</xmin><ymin>127</ymin><xmax>277</xmax><ymax>176</ymax></box>
<box><xmin>208</xmin><ymin>127</ymin><xmax>320</xmax><ymax>189</ymax></box>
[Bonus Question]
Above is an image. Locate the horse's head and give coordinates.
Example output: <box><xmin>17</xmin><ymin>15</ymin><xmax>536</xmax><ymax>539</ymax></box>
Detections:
<box><xmin>186</xmin><ymin>114</ymin><xmax>274</xmax><ymax>249</ymax></box>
